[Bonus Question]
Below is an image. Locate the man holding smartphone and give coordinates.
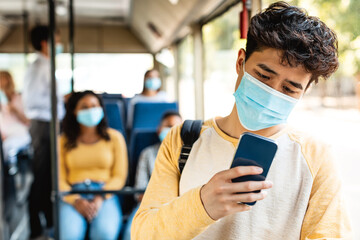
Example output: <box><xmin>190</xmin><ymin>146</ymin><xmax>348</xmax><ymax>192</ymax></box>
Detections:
<box><xmin>132</xmin><ymin>2</ymin><xmax>352</xmax><ymax>239</ymax></box>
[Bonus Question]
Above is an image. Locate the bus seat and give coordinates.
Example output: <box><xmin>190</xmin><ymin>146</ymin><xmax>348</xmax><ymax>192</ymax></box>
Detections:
<box><xmin>132</xmin><ymin>102</ymin><xmax>178</xmax><ymax>131</ymax></box>
<box><xmin>128</xmin><ymin>129</ymin><xmax>159</xmax><ymax>186</ymax></box>
<box><xmin>104</xmin><ymin>99</ymin><xmax>126</xmax><ymax>138</ymax></box>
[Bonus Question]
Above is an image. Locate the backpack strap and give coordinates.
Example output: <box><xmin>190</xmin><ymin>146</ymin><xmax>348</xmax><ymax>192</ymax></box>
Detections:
<box><xmin>179</xmin><ymin>120</ymin><xmax>203</xmax><ymax>174</ymax></box>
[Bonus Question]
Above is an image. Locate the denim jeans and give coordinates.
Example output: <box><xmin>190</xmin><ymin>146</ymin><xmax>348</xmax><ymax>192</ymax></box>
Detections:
<box><xmin>123</xmin><ymin>205</ymin><xmax>139</xmax><ymax>240</ymax></box>
<box><xmin>59</xmin><ymin>181</ymin><xmax>123</xmax><ymax>240</ymax></box>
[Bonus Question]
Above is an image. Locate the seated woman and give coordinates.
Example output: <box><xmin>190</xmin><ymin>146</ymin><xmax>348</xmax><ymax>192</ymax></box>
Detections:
<box><xmin>59</xmin><ymin>90</ymin><xmax>128</xmax><ymax>240</ymax></box>
<box><xmin>127</xmin><ymin>69</ymin><xmax>169</xmax><ymax>129</ymax></box>
<box><xmin>0</xmin><ymin>70</ymin><xmax>30</xmax><ymax>164</ymax></box>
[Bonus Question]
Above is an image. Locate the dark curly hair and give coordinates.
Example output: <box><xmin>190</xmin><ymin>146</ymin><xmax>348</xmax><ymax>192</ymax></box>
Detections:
<box><xmin>245</xmin><ymin>1</ymin><xmax>338</xmax><ymax>87</ymax></box>
<box><xmin>62</xmin><ymin>90</ymin><xmax>110</xmax><ymax>151</ymax></box>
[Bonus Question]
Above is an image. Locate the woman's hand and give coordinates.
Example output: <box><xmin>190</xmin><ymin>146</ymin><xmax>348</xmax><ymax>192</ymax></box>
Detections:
<box><xmin>200</xmin><ymin>166</ymin><xmax>273</xmax><ymax>221</ymax></box>
<box><xmin>73</xmin><ymin>198</ymin><xmax>97</xmax><ymax>222</ymax></box>
<box><xmin>91</xmin><ymin>195</ymin><xmax>104</xmax><ymax>214</ymax></box>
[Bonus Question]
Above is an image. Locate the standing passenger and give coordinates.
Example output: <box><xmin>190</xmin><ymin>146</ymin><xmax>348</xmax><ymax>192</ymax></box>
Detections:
<box><xmin>127</xmin><ymin>69</ymin><xmax>168</xmax><ymax>129</ymax></box>
<box><xmin>132</xmin><ymin>2</ymin><xmax>352</xmax><ymax>239</ymax></box>
<box><xmin>23</xmin><ymin>25</ymin><xmax>65</xmax><ymax>239</ymax></box>
<box><xmin>59</xmin><ymin>91</ymin><xmax>127</xmax><ymax>240</ymax></box>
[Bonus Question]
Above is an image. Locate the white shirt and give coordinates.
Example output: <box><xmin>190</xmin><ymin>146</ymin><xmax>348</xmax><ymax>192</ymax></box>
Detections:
<box><xmin>22</xmin><ymin>53</ymin><xmax>64</xmax><ymax>121</ymax></box>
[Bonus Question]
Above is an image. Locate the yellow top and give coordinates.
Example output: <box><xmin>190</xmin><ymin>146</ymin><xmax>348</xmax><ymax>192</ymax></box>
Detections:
<box><xmin>59</xmin><ymin>128</ymin><xmax>128</xmax><ymax>204</ymax></box>
<box><xmin>132</xmin><ymin>118</ymin><xmax>352</xmax><ymax>240</ymax></box>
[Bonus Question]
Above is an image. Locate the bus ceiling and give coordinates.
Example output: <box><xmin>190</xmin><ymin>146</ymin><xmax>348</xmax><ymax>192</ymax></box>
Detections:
<box><xmin>0</xmin><ymin>0</ymin><xmax>261</xmax><ymax>54</ymax></box>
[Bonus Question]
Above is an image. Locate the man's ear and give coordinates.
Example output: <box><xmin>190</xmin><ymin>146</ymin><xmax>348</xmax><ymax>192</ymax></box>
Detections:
<box><xmin>236</xmin><ymin>49</ymin><xmax>246</xmax><ymax>75</ymax></box>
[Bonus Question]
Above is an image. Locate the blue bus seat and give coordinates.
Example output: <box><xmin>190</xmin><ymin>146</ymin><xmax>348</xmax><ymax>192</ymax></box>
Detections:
<box><xmin>103</xmin><ymin>99</ymin><xmax>126</xmax><ymax>137</ymax></box>
<box><xmin>128</xmin><ymin>129</ymin><xmax>160</xmax><ymax>186</ymax></box>
<box><xmin>132</xmin><ymin>102</ymin><xmax>178</xmax><ymax>131</ymax></box>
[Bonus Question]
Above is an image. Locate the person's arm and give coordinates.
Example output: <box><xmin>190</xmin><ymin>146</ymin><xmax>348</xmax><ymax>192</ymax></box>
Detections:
<box><xmin>300</xmin><ymin>146</ymin><xmax>352</xmax><ymax>239</ymax></box>
<box><xmin>131</xmin><ymin>126</ymin><xmax>215</xmax><ymax>240</ymax></box>
<box><xmin>134</xmin><ymin>147</ymin><xmax>154</xmax><ymax>201</ymax></box>
<box><xmin>9</xmin><ymin>94</ymin><xmax>29</xmax><ymax>125</ymax></box>
<box><xmin>134</xmin><ymin>147</ymin><xmax>153</xmax><ymax>190</ymax></box>
<box><xmin>58</xmin><ymin>136</ymin><xmax>81</xmax><ymax>204</ymax></box>
<box><xmin>102</xmin><ymin>130</ymin><xmax>128</xmax><ymax>190</ymax></box>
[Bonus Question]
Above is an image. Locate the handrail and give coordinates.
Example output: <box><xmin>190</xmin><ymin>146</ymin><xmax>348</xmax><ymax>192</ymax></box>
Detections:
<box><xmin>60</xmin><ymin>187</ymin><xmax>145</xmax><ymax>196</ymax></box>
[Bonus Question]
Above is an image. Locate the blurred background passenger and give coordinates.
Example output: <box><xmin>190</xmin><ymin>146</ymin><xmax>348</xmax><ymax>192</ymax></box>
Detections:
<box><xmin>59</xmin><ymin>90</ymin><xmax>128</xmax><ymax>240</ymax></box>
<box><xmin>127</xmin><ymin>69</ymin><xmax>169</xmax><ymax>129</ymax></box>
<box><xmin>23</xmin><ymin>25</ymin><xmax>65</xmax><ymax>239</ymax></box>
<box><xmin>0</xmin><ymin>71</ymin><xmax>30</xmax><ymax>164</ymax></box>
<box><xmin>123</xmin><ymin>111</ymin><xmax>182</xmax><ymax>240</ymax></box>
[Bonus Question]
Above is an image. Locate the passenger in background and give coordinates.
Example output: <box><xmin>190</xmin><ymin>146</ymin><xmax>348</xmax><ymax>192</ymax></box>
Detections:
<box><xmin>127</xmin><ymin>69</ymin><xmax>169</xmax><ymax>129</ymax></box>
<box><xmin>23</xmin><ymin>25</ymin><xmax>65</xmax><ymax>239</ymax></box>
<box><xmin>0</xmin><ymin>71</ymin><xmax>30</xmax><ymax>164</ymax></box>
<box><xmin>123</xmin><ymin>111</ymin><xmax>182</xmax><ymax>240</ymax></box>
<box><xmin>59</xmin><ymin>91</ymin><xmax>128</xmax><ymax>240</ymax></box>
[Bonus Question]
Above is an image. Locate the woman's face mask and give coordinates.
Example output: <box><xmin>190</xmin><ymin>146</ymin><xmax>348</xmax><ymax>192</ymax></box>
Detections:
<box><xmin>233</xmin><ymin>64</ymin><xmax>299</xmax><ymax>131</ymax></box>
<box><xmin>76</xmin><ymin>107</ymin><xmax>104</xmax><ymax>127</ymax></box>
<box><xmin>144</xmin><ymin>77</ymin><xmax>162</xmax><ymax>91</ymax></box>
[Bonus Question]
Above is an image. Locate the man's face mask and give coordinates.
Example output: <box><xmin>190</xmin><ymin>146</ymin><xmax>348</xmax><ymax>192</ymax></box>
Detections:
<box><xmin>158</xmin><ymin>127</ymin><xmax>171</xmax><ymax>142</ymax></box>
<box><xmin>233</xmin><ymin>64</ymin><xmax>299</xmax><ymax>131</ymax></box>
<box><xmin>76</xmin><ymin>107</ymin><xmax>104</xmax><ymax>127</ymax></box>
<box><xmin>144</xmin><ymin>77</ymin><xmax>161</xmax><ymax>91</ymax></box>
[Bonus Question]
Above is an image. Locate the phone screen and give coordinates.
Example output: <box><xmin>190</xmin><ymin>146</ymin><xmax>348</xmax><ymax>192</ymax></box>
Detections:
<box><xmin>230</xmin><ymin>132</ymin><xmax>278</xmax><ymax>205</ymax></box>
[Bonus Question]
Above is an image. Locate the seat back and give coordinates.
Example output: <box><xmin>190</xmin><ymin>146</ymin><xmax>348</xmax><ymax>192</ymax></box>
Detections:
<box><xmin>103</xmin><ymin>99</ymin><xmax>126</xmax><ymax>137</ymax></box>
<box><xmin>128</xmin><ymin>129</ymin><xmax>159</xmax><ymax>186</ymax></box>
<box><xmin>132</xmin><ymin>102</ymin><xmax>178</xmax><ymax>131</ymax></box>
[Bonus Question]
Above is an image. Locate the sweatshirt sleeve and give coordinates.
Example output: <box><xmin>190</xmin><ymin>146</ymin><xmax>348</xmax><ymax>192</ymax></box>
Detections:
<box><xmin>300</xmin><ymin>140</ymin><xmax>352</xmax><ymax>240</ymax></box>
<box><xmin>131</xmin><ymin>125</ymin><xmax>215</xmax><ymax>240</ymax></box>
<box><xmin>58</xmin><ymin>135</ymin><xmax>81</xmax><ymax>205</ymax></box>
<box><xmin>103</xmin><ymin>129</ymin><xmax>128</xmax><ymax>191</ymax></box>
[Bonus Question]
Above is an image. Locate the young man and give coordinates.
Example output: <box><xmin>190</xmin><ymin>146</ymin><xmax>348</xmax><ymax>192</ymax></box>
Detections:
<box><xmin>132</xmin><ymin>2</ymin><xmax>351</xmax><ymax>240</ymax></box>
<box><xmin>23</xmin><ymin>25</ymin><xmax>64</xmax><ymax>239</ymax></box>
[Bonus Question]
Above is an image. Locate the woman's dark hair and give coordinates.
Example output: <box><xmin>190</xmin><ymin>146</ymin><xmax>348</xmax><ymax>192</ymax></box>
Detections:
<box><xmin>245</xmin><ymin>1</ymin><xmax>338</xmax><ymax>86</ymax></box>
<box><xmin>62</xmin><ymin>90</ymin><xmax>110</xmax><ymax>151</ymax></box>
<box><xmin>30</xmin><ymin>25</ymin><xmax>49</xmax><ymax>51</ymax></box>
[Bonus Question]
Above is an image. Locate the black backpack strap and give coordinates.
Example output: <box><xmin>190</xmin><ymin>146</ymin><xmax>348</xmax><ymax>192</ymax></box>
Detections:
<box><xmin>179</xmin><ymin>120</ymin><xmax>203</xmax><ymax>174</ymax></box>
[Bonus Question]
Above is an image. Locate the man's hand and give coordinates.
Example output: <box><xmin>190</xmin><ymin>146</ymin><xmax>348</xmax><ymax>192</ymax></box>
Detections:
<box><xmin>73</xmin><ymin>198</ymin><xmax>97</xmax><ymax>222</ymax></box>
<box><xmin>200</xmin><ymin>166</ymin><xmax>273</xmax><ymax>220</ymax></box>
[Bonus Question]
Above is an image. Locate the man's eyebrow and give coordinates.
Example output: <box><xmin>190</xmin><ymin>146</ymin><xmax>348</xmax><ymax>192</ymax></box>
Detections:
<box><xmin>285</xmin><ymin>79</ymin><xmax>303</xmax><ymax>90</ymax></box>
<box><xmin>257</xmin><ymin>64</ymin><xmax>278</xmax><ymax>75</ymax></box>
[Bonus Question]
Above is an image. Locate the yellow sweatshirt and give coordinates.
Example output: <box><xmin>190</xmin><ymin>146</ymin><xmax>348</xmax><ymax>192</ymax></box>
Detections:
<box><xmin>132</xmin><ymin>118</ymin><xmax>352</xmax><ymax>240</ymax></box>
<box><xmin>59</xmin><ymin>128</ymin><xmax>128</xmax><ymax>204</ymax></box>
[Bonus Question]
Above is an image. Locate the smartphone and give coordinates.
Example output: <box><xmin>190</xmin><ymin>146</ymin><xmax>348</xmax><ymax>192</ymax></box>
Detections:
<box><xmin>230</xmin><ymin>132</ymin><xmax>278</xmax><ymax>205</ymax></box>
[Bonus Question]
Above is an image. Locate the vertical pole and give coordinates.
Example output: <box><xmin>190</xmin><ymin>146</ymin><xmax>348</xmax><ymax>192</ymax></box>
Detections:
<box><xmin>0</xmin><ymin>135</ymin><xmax>6</xmax><ymax>240</ymax></box>
<box><xmin>193</xmin><ymin>24</ymin><xmax>204</xmax><ymax>120</ymax></box>
<box><xmin>48</xmin><ymin>0</ymin><xmax>60</xmax><ymax>239</ymax></box>
<box><xmin>69</xmin><ymin>0</ymin><xmax>75</xmax><ymax>92</ymax></box>
<box><xmin>172</xmin><ymin>44</ymin><xmax>180</xmax><ymax>102</ymax></box>
<box><xmin>23</xmin><ymin>11</ymin><xmax>29</xmax><ymax>55</ymax></box>
<box><xmin>23</xmin><ymin>11</ymin><xmax>29</xmax><ymax>68</ymax></box>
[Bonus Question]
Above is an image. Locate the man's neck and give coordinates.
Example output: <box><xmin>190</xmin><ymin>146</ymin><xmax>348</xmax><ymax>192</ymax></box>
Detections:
<box><xmin>216</xmin><ymin>105</ymin><xmax>285</xmax><ymax>139</ymax></box>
